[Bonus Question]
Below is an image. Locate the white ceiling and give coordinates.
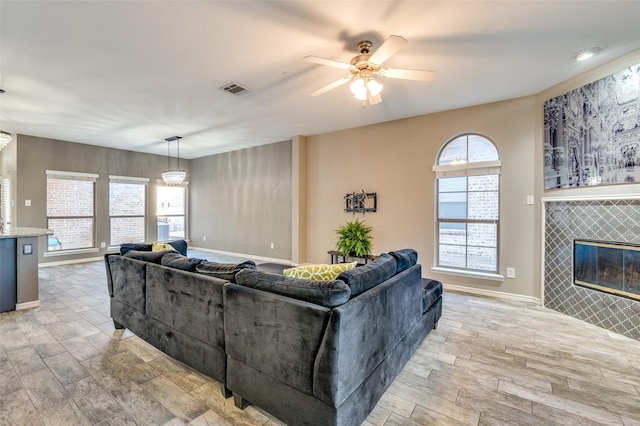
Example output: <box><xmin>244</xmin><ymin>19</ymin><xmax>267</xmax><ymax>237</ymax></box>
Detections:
<box><xmin>1</xmin><ymin>1</ymin><xmax>640</xmax><ymax>159</ymax></box>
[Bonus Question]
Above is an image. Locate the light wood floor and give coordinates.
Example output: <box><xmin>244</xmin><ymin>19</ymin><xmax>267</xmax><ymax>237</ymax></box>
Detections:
<box><xmin>1</xmin><ymin>256</ymin><xmax>640</xmax><ymax>425</ymax></box>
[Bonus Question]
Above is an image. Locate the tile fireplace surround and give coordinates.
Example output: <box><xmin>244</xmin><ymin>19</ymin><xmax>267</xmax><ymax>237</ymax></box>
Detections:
<box><xmin>543</xmin><ymin>196</ymin><xmax>640</xmax><ymax>340</ymax></box>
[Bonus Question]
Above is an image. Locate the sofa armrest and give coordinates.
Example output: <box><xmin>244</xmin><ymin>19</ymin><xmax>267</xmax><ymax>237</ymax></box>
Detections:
<box><xmin>107</xmin><ymin>254</ymin><xmax>148</xmax><ymax>313</ymax></box>
<box><xmin>313</xmin><ymin>264</ymin><xmax>423</xmax><ymax>406</ymax></box>
<box><xmin>104</xmin><ymin>253</ymin><xmax>118</xmax><ymax>297</ymax></box>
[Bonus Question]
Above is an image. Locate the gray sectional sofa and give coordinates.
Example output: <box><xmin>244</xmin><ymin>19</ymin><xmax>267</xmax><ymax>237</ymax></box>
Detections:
<box><xmin>105</xmin><ymin>243</ymin><xmax>443</xmax><ymax>426</ymax></box>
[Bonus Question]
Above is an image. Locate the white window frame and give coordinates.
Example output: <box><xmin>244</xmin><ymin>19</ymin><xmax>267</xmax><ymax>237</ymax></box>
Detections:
<box><xmin>44</xmin><ymin>170</ymin><xmax>99</xmax><ymax>257</ymax></box>
<box><xmin>109</xmin><ymin>175</ymin><xmax>149</xmax><ymax>247</ymax></box>
<box><xmin>431</xmin><ymin>135</ymin><xmax>503</xmax><ymax>281</ymax></box>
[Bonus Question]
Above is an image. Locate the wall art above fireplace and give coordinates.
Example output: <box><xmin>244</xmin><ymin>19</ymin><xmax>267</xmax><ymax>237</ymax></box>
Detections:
<box><xmin>544</xmin><ymin>63</ymin><xmax>640</xmax><ymax>190</ymax></box>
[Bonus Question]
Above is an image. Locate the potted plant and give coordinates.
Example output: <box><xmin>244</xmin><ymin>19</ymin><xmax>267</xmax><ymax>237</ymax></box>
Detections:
<box><xmin>335</xmin><ymin>218</ymin><xmax>373</xmax><ymax>258</ymax></box>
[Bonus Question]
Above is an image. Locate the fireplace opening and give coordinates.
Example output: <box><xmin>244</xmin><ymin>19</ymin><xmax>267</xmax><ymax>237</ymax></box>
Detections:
<box><xmin>574</xmin><ymin>239</ymin><xmax>640</xmax><ymax>301</ymax></box>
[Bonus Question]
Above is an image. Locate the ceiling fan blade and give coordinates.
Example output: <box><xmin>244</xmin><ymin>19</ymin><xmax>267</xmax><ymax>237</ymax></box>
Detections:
<box><xmin>367</xmin><ymin>89</ymin><xmax>382</xmax><ymax>105</ymax></box>
<box><xmin>369</xmin><ymin>35</ymin><xmax>407</xmax><ymax>66</ymax></box>
<box><xmin>382</xmin><ymin>68</ymin><xmax>436</xmax><ymax>82</ymax></box>
<box><xmin>310</xmin><ymin>76</ymin><xmax>352</xmax><ymax>96</ymax></box>
<box><xmin>304</xmin><ymin>55</ymin><xmax>352</xmax><ymax>69</ymax></box>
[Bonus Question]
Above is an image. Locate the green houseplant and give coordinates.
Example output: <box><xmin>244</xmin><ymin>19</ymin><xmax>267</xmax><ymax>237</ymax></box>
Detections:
<box><xmin>335</xmin><ymin>219</ymin><xmax>373</xmax><ymax>258</ymax></box>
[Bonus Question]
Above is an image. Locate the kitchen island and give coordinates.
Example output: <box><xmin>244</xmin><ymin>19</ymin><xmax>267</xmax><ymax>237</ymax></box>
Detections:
<box><xmin>0</xmin><ymin>227</ymin><xmax>52</xmax><ymax>312</ymax></box>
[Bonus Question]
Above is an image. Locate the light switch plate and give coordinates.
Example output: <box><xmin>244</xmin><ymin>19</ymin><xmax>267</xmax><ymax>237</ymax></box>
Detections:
<box><xmin>25</xmin><ymin>199</ymin><xmax>31</xmax><ymax>207</ymax></box>
<box><xmin>526</xmin><ymin>195</ymin><xmax>534</xmax><ymax>205</ymax></box>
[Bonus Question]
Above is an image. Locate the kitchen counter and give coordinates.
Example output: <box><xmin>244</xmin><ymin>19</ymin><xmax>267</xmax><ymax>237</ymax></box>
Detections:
<box><xmin>0</xmin><ymin>227</ymin><xmax>53</xmax><ymax>238</ymax></box>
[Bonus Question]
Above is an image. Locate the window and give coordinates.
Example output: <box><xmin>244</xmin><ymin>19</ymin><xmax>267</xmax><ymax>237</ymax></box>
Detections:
<box><xmin>46</xmin><ymin>170</ymin><xmax>98</xmax><ymax>251</ymax></box>
<box><xmin>433</xmin><ymin>134</ymin><xmax>501</xmax><ymax>274</ymax></box>
<box><xmin>109</xmin><ymin>176</ymin><xmax>148</xmax><ymax>246</ymax></box>
<box><xmin>157</xmin><ymin>184</ymin><xmax>186</xmax><ymax>241</ymax></box>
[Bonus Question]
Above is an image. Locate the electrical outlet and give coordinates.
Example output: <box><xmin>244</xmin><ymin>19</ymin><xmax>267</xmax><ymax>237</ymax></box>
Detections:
<box><xmin>25</xmin><ymin>199</ymin><xmax>31</xmax><ymax>207</ymax></box>
<box><xmin>507</xmin><ymin>267</ymin><xmax>516</xmax><ymax>278</ymax></box>
<box><xmin>203</xmin><ymin>235</ymin><xmax>206</xmax><ymax>241</ymax></box>
<box><xmin>100</xmin><ymin>242</ymin><xmax>106</xmax><ymax>248</ymax></box>
<box><xmin>270</xmin><ymin>242</ymin><xmax>275</xmax><ymax>249</ymax></box>
<box><xmin>526</xmin><ymin>195</ymin><xmax>534</xmax><ymax>205</ymax></box>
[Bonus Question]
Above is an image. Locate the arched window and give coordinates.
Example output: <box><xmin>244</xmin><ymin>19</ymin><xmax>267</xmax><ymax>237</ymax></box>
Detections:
<box><xmin>433</xmin><ymin>134</ymin><xmax>501</xmax><ymax>275</ymax></box>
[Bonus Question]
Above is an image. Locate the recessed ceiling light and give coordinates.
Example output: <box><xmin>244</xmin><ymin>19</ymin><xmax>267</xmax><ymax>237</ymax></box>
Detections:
<box><xmin>573</xmin><ymin>47</ymin><xmax>601</xmax><ymax>61</ymax></box>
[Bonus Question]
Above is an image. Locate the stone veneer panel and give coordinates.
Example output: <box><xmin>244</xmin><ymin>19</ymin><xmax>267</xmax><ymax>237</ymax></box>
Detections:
<box><xmin>544</xmin><ymin>199</ymin><xmax>640</xmax><ymax>340</ymax></box>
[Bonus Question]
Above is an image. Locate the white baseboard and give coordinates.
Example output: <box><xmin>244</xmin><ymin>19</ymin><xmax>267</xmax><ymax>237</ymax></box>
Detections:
<box><xmin>443</xmin><ymin>283</ymin><xmax>541</xmax><ymax>305</ymax></box>
<box><xmin>16</xmin><ymin>300</ymin><xmax>40</xmax><ymax>310</ymax></box>
<box><xmin>189</xmin><ymin>246</ymin><xmax>293</xmax><ymax>265</ymax></box>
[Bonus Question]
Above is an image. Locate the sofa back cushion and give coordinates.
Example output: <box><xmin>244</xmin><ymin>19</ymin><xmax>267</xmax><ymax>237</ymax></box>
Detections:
<box><xmin>336</xmin><ymin>253</ymin><xmax>397</xmax><ymax>297</ymax></box>
<box><xmin>120</xmin><ymin>239</ymin><xmax>188</xmax><ymax>256</ymax></box>
<box><xmin>123</xmin><ymin>249</ymin><xmax>171</xmax><ymax>264</ymax></box>
<box><xmin>236</xmin><ymin>269</ymin><xmax>351</xmax><ymax>308</ymax></box>
<box><xmin>196</xmin><ymin>260</ymin><xmax>257</xmax><ymax>283</ymax></box>
<box><xmin>119</xmin><ymin>242</ymin><xmax>152</xmax><ymax>255</ymax></box>
<box><xmin>389</xmin><ymin>249</ymin><xmax>418</xmax><ymax>273</ymax></box>
<box><xmin>161</xmin><ymin>252</ymin><xmax>204</xmax><ymax>272</ymax></box>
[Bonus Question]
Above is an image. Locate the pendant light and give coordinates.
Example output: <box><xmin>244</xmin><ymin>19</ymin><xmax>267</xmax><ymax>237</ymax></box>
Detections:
<box><xmin>161</xmin><ymin>136</ymin><xmax>186</xmax><ymax>185</ymax></box>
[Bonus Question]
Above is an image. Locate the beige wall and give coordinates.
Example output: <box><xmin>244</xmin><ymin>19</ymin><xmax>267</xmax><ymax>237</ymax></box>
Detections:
<box><xmin>304</xmin><ymin>96</ymin><xmax>539</xmax><ymax>298</ymax></box>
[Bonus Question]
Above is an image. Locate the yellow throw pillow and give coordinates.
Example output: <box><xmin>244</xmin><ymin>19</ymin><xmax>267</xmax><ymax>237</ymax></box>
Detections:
<box><xmin>283</xmin><ymin>262</ymin><xmax>358</xmax><ymax>281</ymax></box>
<box><xmin>152</xmin><ymin>241</ymin><xmax>177</xmax><ymax>253</ymax></box>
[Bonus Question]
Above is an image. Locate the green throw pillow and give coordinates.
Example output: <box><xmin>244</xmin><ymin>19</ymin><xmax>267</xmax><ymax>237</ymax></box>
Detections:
<box><xmin>283</xmin><ymin>262</ymin><xmax>357</xmax><ymax>281</ymax></box>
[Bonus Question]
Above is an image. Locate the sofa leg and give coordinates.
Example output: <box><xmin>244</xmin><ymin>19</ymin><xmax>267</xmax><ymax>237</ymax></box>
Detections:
<box><xmin>233</xmin><ymin>393</ymin><xmax>250</xmax><ymax>410</ymax></box>
<box><xmin>433</xmin><ymin>321</ymin><xmax>438</xmax><ymax>330</ymax></box>
<box><xmin>113</xmin><ymin>320</ymin><xmax>124</xmax><ymax>329</ymax></box>
<box><xmin>221</xmin><ymin>384</ymin><xmax>232</xmax><ymax>399</ymax></box>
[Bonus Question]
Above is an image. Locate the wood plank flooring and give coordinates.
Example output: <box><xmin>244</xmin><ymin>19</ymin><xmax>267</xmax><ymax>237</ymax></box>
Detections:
<box><xmin>1</xmin><ymin>255</ymin><xmax>640</xmax><ymax>425</ymax></box>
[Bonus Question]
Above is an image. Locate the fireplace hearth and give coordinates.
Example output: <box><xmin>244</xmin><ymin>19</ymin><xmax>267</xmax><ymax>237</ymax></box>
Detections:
<box><xmin>574</xmin><ymin>240</ymin><xmax>640</xmax><ymax>301</ymax></box>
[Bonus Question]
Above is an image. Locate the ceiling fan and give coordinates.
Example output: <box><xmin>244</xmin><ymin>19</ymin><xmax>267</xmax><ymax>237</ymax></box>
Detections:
<box><xmin>304</xmin><ymin>35</ymin><xmax>436</xmax><ymax>106</ymax></box>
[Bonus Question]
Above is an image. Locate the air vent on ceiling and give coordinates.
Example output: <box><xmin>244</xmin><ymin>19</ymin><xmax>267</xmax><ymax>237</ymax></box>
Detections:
<box><xmin>219</xmin><ymin>82</ymin><xmax>252</xmax><ymax>95</ymax></box>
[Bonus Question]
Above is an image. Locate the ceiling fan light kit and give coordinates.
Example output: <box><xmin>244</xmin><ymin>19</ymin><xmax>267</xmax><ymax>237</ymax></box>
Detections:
<box><xmin>305</xmin><ymin>34</ymin><xmax>436</xmax><ymax>107</ymax></box>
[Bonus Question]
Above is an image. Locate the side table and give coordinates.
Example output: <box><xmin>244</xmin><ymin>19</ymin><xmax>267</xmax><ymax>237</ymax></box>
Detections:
<box><xmin>328</xmin><ymin>250</ymin><xmax>378</xmax><ymax>265</ymax></box>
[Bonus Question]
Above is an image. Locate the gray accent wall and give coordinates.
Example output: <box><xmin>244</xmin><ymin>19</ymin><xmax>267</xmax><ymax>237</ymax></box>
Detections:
<box><xmin>16</xmin><ymin>134</ymin><xmax>190</xmax><ymax>264</ymax></box>
<box><xmin>190</xmin><ymin>140</ymin><xmax>292</xmax><ymax>261</ymax></box>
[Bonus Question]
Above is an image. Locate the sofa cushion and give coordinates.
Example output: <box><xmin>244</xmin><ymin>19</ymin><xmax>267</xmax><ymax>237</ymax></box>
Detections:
<box><xmin>120</xmin><ymin>242</ymin><xmax>152</xmax><ymax>255</ymax></box>
<box><xmin>336</xmin><ymin>253</ymin><xmax>397</xmax><ymax>297</ymax></box>
<box><xmin>389</xmin><ymin>249</ymin><xmax>418</xmax><ymax>273</ymax></box>
<box><xmin>161</xmin><ymin>252</ymin><xmax>204</xmax><ymax>272</ymax></box>
<box><xmin>165</xmin><ymin>239</ymin><xmax>188</xmax><ymax>256</ymax></box>
<box><xmin>283</xmin><ymin>262</ymin><xmax>357</xmax><ymax>281</ymax></box>
<box><xmin>196</xmin><ymin>260</ymin><xmax>257</xmax><ymax>283</ymax></box>
<box><xmin>123</xmin><ymin>249</ymin><xmax>171</xmax><ymax>264</ymax></box>
<box><xmin>120</xmin><ymin>239</ymin><xmax>188</xmax><ymax>256</ymax></box>
<box><xmin>236</xmin><ymin>269</ymin><xmax>351</xmax><ymax>308</ymax></box>
<box><xmin>422</xmin><ymin>279</ymin><xmax>443</xmax><ymax>314</ymax></box>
